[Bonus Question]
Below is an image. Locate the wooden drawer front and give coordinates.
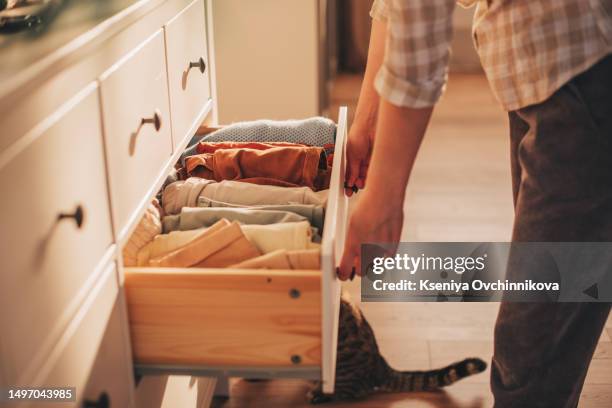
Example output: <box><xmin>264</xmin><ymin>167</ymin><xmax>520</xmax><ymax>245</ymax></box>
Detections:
<box><xmin>100</xmin><ymin>29</ymin><xmax>173</xmax><ymax>241</ymax></box>
<box><xmin>125</xmin><ymin>269</ymin><xmax>321</xmax><ymax>367</ymax></box>
<box><xmin>0</xmin><ymin>86</ymin><xmax>113</xmax><ymax>386</ymax></box>
<box><xmin>164</xmin><ymin>0</ymin><xmax>211</xmax><ymax>149</ymax></box>
<box><xmin>29</xmin><ymin>262</ymin><xmax>121</xmax><ymax>408</ymax></box>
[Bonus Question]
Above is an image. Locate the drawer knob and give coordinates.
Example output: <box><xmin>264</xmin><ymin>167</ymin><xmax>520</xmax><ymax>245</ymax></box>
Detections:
<box><xmin>57</xmin><ymin>205</ymin><xmax>85</xmax><ymax>229</ymax></box>
<box><xmin>82</xmin><ymin>392</ymin><xmax>110</xmax><ymax>408</ymax></box>
<box><xmin>141</xmin><ymin>110</ymin><xmax>162</xmax><ymax>132</ymax></box>
<box><xmin>189</xmin><ymin>57</ymin><xmax>206</xmax><ymax>74</ymax></box>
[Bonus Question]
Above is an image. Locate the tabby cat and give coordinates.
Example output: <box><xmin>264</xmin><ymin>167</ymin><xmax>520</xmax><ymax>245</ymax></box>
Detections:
<box><xmin>308</xmin><ymin>291</ymin><xmax>487</xmax><ymax>404</ymax></box>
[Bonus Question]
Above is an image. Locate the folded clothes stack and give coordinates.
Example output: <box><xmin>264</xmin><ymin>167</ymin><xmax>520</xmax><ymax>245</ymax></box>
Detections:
<box><xmin>162</xmin><ymin>204</ymin><xmax>324</xmax><ymax>233</ymax></box>
<box><xmin>181</xmin><ymin>116</ymin><xmax>336</xmax><ymax>161</ymax></box>
<box><xmin>144</xmin><ymin>219</ymin><xmax>261</xmax><ymax>268</ymax></box>
<box><xmin>162</xmin><ymin>206</ymin><xmax>308</xmax><ymax>231</ymax></box>
<box><xmin>184</xmin><ymin>142</ymin><xmax>330</xmax><ymax>190</ymax></box>
<box><xmin>127</xmin><ymin>218</ymin><xmax>319</xmax><ymax>269</ymax></box>
<box><xmin>122</xmin><ymin>202</ymin><xmax>162</xmax><ymax>267</ymax></box>
<box><xmin>162</xmin><ymin>177</ymin><xmax>328</xmax><ymax>215</ymax></box>
<box><xmin>124</xmin><ymin>117</ymin><xmax>335</xmax><ymax>271</ymax></box>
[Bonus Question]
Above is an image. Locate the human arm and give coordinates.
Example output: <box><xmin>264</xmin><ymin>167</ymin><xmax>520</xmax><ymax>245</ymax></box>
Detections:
<box><xmin>338</xmin><ymin>0</ymin><xmax>456</xmax><ymax>280</ymax></box>
<box><xmin>344</xmin><ymin>17</ymin><xmax>387</xmax><ymax>196</ymax></box>
<box><xmin>338</xmin><ymin>101</ymin><xmax>432</xmax><ymax>279</ymax></box>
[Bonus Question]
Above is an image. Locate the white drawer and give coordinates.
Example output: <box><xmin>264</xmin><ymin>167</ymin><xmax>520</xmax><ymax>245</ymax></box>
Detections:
<box><xmin>100</xmin><ymin>29</ymin><xmax>173</xmax><ymax>241</ymax></box>
<box><xmin>80</xmin><ymin>291</ymin><xmax>133</xmax><ymax>408</ymax></box>
<box><xmin>164</xmin><ymin>0</ymin><xmax>212</xmax><ymax>149</ymax></box>
<box><xmin>25</xmin><ymin>262</ymin><xmax>122</xmax><ymax>408</ymax></box>
<box><xmin>0</xmin><ymin>85</ymin><xmax>113</xmax><ymax>386</ymax></box>
<box><xmin>125</xmin><ymin>107</ymin><xmax>348</xmax><ymax>394</ymax></box>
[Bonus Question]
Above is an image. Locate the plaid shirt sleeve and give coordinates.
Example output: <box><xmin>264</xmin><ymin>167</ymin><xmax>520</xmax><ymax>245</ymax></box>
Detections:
<box><xmin>374</xmin><ymin>0</ymin><xmax>457</xmax><ymax>108</ymax></box>
<box><xmin>370</xmin><ymin>0</ymin><xmax>389</xmax><ymax>21</ymax></box>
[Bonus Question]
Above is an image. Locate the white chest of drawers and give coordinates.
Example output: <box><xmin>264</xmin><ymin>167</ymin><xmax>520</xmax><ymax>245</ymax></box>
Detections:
<box><xmin>0</xmin><ymin>1</ymin><xmax>216</xmax><ymax>406</ymax></box>
<box><xmin>0</xmin><ymin>1</ymin><xmax>345</xmax><ymax>406</ymax></box>
<box><xmin>100</xmin><ymin>28</ymin><xmax>174</xmax><ymax>241</ymax></box>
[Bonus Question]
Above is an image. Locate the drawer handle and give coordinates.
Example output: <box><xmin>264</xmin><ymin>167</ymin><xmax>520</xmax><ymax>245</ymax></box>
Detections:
<box><xmin>57</xmin><ymin>205</ymin><xmax>85</xmax><ymax>229</ymax></box>
<box><xmin>82</xmin><ymin>391</ymin><xmax>110</xmax><ymax>408</ymax></box>
<box><xmin>141</xmin><ymin>109</ymin><xmax>162</xmax><ymax>132</ymax></box>
<box><xmin>189</xmin><ymin>57</ymin><xmax>207</xmax><ymax>74</ymax></box>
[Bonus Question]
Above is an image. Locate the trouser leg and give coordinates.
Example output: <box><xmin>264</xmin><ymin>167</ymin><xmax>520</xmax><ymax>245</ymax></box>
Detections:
<box><xmin>491</xmin><ymin>55</ymin><xmax>612</xmax><ymax>408</ymax></box>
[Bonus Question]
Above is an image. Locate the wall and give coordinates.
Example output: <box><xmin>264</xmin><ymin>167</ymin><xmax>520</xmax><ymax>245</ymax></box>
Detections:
<box><xmin>211</xmin><ymin>0</ymin><xmax>321</xmax><ymax>123</ymax></box>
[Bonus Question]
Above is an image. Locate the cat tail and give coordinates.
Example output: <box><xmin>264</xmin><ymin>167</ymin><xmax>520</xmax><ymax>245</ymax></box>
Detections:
<box><xmin>381</xmin><ymin>357</ymin><xmax>487</xmax><ymax>392</ymax></box>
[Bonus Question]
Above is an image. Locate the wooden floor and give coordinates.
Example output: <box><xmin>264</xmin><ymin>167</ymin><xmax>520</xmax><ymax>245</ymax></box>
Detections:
<box><xmin>211</xmin><ymin>74</ymin><xmax>612</xmax><ymax>408</ymax></box>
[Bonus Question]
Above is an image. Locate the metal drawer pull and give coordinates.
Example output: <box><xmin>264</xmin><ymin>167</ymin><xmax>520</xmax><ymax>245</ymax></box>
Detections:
<box><xmin>141</xmin><ymin>109</ymin><xmax>162</xmax><ymax>132</ymax></box>
<box><xmin>189</xmin><ymin>57</ymin><xmax>206</xmax><ymax>74</ymax></box>
<box><xmin>57</xmin><ymin>204</ymin><xmax>85</xmax><ymax>229</ymax></box>
<box><xmin>82</xmin><ymin>392</ymin><xmax>110</xmax><ymax>408</ymax></box>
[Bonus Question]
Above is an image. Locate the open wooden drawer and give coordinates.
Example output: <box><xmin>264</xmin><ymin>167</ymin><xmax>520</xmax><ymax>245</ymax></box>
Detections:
<box><xmin>124</xmin><ymin>107</ymin><xmax>349</xmax><ymax>393</ymax></box>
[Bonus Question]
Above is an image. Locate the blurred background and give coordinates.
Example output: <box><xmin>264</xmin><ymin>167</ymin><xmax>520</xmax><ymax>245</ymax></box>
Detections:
<box><xmin>211</xmin><ymin>0</ymin><xmax>480</xmax><ymax>124</ymax></box>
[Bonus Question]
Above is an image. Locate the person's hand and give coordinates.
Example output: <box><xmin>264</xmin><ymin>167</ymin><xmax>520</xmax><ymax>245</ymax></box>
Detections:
<box><xmin>338</xmin><ymin>190</ymin><xmax>404</xmax><ymax>280</ymax></box>
<box><xmin>344</xmin><ymin>121</ymin><xmax>375</xmax><ymax>196</ymax></box>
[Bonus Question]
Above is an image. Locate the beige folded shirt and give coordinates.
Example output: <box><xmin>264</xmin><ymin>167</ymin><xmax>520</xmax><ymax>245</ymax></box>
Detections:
<box><xmin>137</xmin><ymin>228</ymin><xmax>206</xmax><ymax>266</ymax></box>
<box><xmin>162</xmin><ymin>177</ymin><xmax>328</xmax><ymax>215</ymax></box>
<box><xmin>122</xmin><ymin>202</ymin><xmax>162</xmax><ymax>267</ymax></box>
<box><xmin>135</xmin><ymin>216</ymin><xmax>320</xmax><ymax>268</ymax></box>
<box><xmin>230</xmin><ymin>249</ymin><xmax>320</xmax><ymax>270</ymax></box>
<box><xmin>149</xmin><ymin>219</ymin><xmax>260</xmax><ymax>268</ymax></box>
<box><xmin>138</xmin><ymin>220</ymin><xmax>319</xmax><ymax>266</ymax></box>
<box><xmin>241</xmin><ymin>221</ymin><xmax>320</xmax><ymax>254</ymax></box>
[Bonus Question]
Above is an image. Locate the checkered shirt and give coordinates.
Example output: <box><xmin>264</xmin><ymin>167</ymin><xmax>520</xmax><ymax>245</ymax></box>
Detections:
<box><xmin>371</xmin><ymin>0</ymin><xmax>612</xmax><ymax>111</ymax></box>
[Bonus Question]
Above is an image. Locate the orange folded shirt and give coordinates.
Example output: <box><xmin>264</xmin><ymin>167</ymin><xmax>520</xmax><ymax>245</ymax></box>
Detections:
<box><xmin>185</xmin><ymin>145</ymin><xmax>328</xmax><ymax>190</ymax></box>
<box><xmin>196</xmin><ymin>141</ymin><xmax>306</xmax><ymax>154</ymax></box>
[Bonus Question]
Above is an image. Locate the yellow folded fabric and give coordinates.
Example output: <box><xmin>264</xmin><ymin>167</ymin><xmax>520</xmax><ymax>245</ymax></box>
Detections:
<box><xmin>230</xmin><ymin>248</ymin><xmax>320</xmax><ymax>270</ymax></box>
<box><xmin>148</xmin><ymin>220</ymin><xmax>261</xmax><ymax>268</ymax></box>
<box><xmin>123</xmin><ymin>202</ymin><xmax>162</xmax><ymax>267</ymax></box>
<box><xmin>192</xmin><ymin>227</ymin><xmax>262</xmax><ymax>268</ymax></box>
<box><xmin>131</xmin><ymin>213</ymin><xmax>320</xmax><ymax>269</ymax></box>
<box><xmin>230</xmin><ymin>249</ymin><xmax>292</xmax><ymax>269</ymax></box>
<box><xmin>241</xmin><ymin>221</ymin><xmax>319</xmax><ymax>254</ymax></box>
<box><xmin>287</xmin><ymin>248</ymin><xmax>321</xmax><ymax>269</ymax></box>
<box><xmin>136</xmin><ymin>228</ymin><xmax>206</xmax><ymax>266</ymax></box>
